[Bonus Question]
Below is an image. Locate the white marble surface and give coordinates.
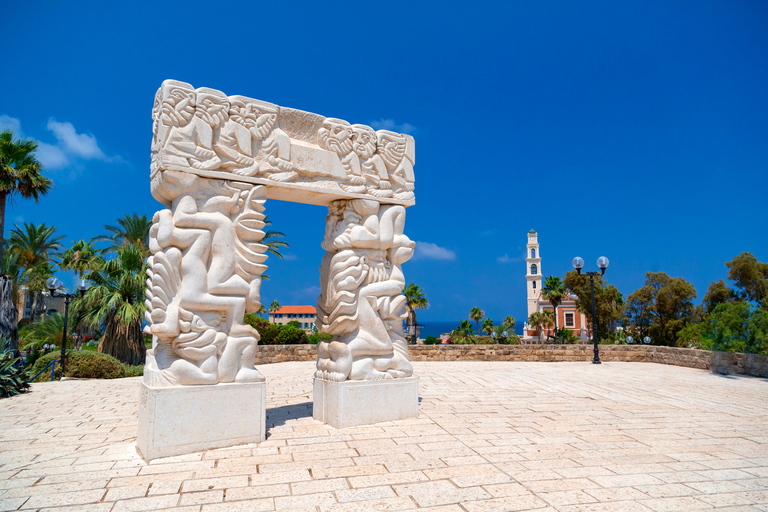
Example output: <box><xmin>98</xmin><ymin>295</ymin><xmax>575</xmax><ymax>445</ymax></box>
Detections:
<box><xmin>313</xmin><ymin>376</ymin><xmax>419</xmax><ymax>428</ymax></box>
<box><xmin>316</xmin><ymin>199</ymin><xmax>415</xmax><ymax>382</ymax></box>
<box><xmin>137</xmin><ymin>381</ymin><xmax>266</xmax><ymax>461</ymax></box>
<box><xmin>151</xmin><ymin>79</ymin><xmax>415</xmax><ymax>207</ymax></box>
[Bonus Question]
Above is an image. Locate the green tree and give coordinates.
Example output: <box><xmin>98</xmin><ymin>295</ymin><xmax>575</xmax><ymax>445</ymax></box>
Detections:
<box><xmin>262</xmin><ymin>215</ymin><xmax>289</xmax><ymax>259</ymax></box>
<box><xmin>469</xmin><ymin>307</ymin><xmax>484</xmax><ymax>335</ymax></box>
<box><xmin>623</xmin><ymin>272</ymin><xmax>697</xmax><ymax>346</ymax></box>
<box><xmin>76</xmin><ymin>244</ymin><xmax>147</xmax><ymax>365</ymax></box>
<box><xmin>541</xmin><ymin>276</ymin><xmax>567</xmax><ymax>338</ymax></box>
<box><xmin>0</xmin><ymin>132</ymin><xmax>53</xmax><ymax>263</ymax></box>
<box><xmin>9</xmin><ymin>223</ymin><xmax>64</xmax><ymax>321</ymax></box>
<box><xmin>501</xmin><ymin>316</ymin><xmax>516</xmax><ymax>331</ymax></box>
<box><xmin>403</xmin><ymin>283</ymin><xmax>429</xmax><ymax>343</ymax></box>
<box><xmin>95</xmin><ymin>213</ymin><xmax>152</xmax><ymax>256</ymax></box>
<box><xmin>269</xmin><ymin>300</ymin><xmax>281</xmax><ymax>314</ymax></box>
<box><xmin>527</xmin><ymin>311</ymin><xmax>546</xmax><ymax>343</ymax></box>
<box><xmin>481</xmin><ymin>317</ymin><xmax>495</xmax><ymax>335</ymax></box>
<box><xmin>563</xmin><ymin>271</ymin><xmax>625</xmax><ymax>341</ymax></box>
<box><xmin>703</xmin><ymin>279</ymin><xmax>734</xmax><ymax>314</ymax></box>
<box><xmin>726</xmin><ymin>252</ymin><xmax>768</xmax><ymax>307</ymax></box>
<box><xmin>678</xmin><ymin>301</ymin><xmax>768</xmax><ymax>354</ymax></box>
<box><xmin>59</xmin><ymin>240</ymin><xmax>102</xmax><ymax>279</ymax></box>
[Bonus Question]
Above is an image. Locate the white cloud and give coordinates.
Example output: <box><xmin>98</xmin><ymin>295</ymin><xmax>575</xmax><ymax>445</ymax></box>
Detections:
<box><xmin>0</xmin><ymin>115</ymin><xmax>21</xmax><ymax>134</ymax></box>
<box><xmin>282</xmin><ymin>253</ymin><xmax>299</xmax><ymax>261</ymax></box>
<box><xmin>497</xmin><ymin>251</ymin><xmax>525</xmax><ymax>264</ymax></box>
<box><xmin>413</xmin><ymin>241</ymin><xmax>456</xmax><ymax>261</ymax></box>
<box><xmin>0</xmin><ymin>115</ymin><xmax>117</xmax><ymax>171</ymax></box>
<box><xmin>47</xmin><ymin>119</ymin><xmax>107</xmax><ymax>160</ymax></box>
<box><xmin>369</xmin><ymin>118</ymin><xmax>416</xmax><ymax>134</ymax></box>
<box><xmin>35</xmin><ymin>142</ymin><xmax>69</xmax><ymax>170</ymax></box>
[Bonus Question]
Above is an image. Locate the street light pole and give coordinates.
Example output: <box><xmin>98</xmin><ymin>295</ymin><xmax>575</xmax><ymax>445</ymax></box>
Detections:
<box><xmin>46</xmin><ymin>277</ymin><xmax>90</xmax><ymax>376</ymax></box>
<box><xmin>572</xmin><ymin>256</ymin><xmax>609</xmax><ymax>365</ymax></box>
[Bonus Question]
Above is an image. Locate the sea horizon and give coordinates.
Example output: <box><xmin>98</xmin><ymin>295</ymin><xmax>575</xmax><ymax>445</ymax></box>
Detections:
<box><xmin>417</xmin><ymin>321</ymin><xmax>524</xmax><ymax>338</ymax></box>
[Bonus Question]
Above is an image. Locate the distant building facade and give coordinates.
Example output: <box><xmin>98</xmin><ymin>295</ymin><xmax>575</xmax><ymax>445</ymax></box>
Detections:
<box><xmin>269</xmin><ymin>305</ymin><xmax>316</xmax><ymax>332</ymax></box>
<box><xmin>523</xmin><ymin>229</ymin><xmax>590</xmax><ymax>343</ymax></box>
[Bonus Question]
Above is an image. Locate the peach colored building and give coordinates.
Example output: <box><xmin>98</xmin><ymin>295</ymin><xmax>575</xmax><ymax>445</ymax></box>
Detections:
<box><xmin>523</xmin><ymin>229</ymin><xmax>589</xmax><ymax>343</ymax></box>
<box><xmin>269</xmin><ymin>305</ymin><xmax>316</xmax><ymax>331</ymax></box>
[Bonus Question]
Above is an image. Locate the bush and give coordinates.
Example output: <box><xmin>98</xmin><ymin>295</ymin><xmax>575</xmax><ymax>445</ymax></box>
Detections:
<box><xmin>123</xmin><ymin>365</ymin><xmax>144</xmax><ymax>377</ymax></box>
<box><xmin>424</xmin><ymin>336</ymin><xmax>439</xmax><ymax>345</ymax></box>
<box><xmin>307</xmin><ymin>332</ymin><xmax>333</xmax><ymax>345</ymax></box>
<box><xmin>243</xmin><ymin>314</ymin><xmax>309</xmax><ymax>345</ymax></box>
<box><xmin>1</xmin><ymin>349</ymin><xmax>29</xmax><ymax>398</ymax></box>
<box><xmin>29</xmin><ymin>350</ymin><xmax>126</xmax><ymax>381</ymax></box>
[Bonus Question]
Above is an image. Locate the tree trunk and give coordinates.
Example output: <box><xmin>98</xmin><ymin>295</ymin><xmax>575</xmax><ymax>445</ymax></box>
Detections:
<box><xmin>0</xmin><ymin>276</ymin><xmax>18</xmax><ymax>355</ymax></box>
<box><xmin>0</xmin><ymin>191</ymin><xmax>6</xmax><ymax>265</ymax></box>
<box><xmin>98</xmin><ymin>316</ymin><xmax>146</xmax><ymax>365</ymax></box>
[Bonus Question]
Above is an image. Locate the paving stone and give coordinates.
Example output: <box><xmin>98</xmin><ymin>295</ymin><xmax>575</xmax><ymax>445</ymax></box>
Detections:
<box><xmin>1</xmin><ymin>361</ymin><xmax>767</xmax><ymax>512</ymax></box>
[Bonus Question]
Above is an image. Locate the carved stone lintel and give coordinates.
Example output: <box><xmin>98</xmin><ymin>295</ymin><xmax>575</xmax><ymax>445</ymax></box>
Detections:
<box><xmin>151</xmin><ymin>80</ymin><xmax>415</xmax><ymax>207</ymax></box>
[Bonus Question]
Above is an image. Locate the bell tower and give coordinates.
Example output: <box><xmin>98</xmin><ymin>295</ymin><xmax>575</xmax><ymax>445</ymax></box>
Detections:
<box><xmin>526</xmin><ymin>228</ymin><xmax>541</xmax><ymax>319</ymax></box>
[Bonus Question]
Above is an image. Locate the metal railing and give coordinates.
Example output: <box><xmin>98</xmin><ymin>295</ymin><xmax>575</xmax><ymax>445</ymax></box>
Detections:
<box><xmin>27</xmin><ymin>359</ymin><xmax>58</xmax><ymax>383</ymax></box>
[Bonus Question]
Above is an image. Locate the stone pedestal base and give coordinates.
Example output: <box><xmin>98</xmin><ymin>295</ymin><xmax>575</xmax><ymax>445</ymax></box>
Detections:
<box><xmin>313</xmin><ymin>377</ymin><xmax>418</xmax><ymax>428</ymax></box>
<box><xmin>137</xmin><ymin>381</ymin><xmax>266</xmax><ymax>461</ymax></box>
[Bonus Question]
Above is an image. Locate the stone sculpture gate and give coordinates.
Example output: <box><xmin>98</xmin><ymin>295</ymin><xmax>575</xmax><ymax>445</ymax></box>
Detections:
<box><xmin>137</xmin><ymin>80</ymin><xmax>418</xmax><ymax>460</ymax></box>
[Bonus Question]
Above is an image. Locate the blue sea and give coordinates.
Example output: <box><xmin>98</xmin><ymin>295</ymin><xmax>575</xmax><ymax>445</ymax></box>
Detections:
<box><xmin>417</xmin><ymin>321</ymin><xmax>524</xmax><ymax>338</ymax></box>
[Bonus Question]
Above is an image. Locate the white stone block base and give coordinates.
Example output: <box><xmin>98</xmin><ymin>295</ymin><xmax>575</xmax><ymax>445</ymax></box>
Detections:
<box><xmin>137</xmin><ymin>381</ymin><xmax>266</xmax><ymax>461</ymax></box>
<box><xmin>313</xmin><ymin>377</ymin><xmax>419</xmax><ymax>428</ymax></box>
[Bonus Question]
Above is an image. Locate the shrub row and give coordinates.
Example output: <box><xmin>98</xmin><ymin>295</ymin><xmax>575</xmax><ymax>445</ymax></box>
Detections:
<box><xmin>29</xmin><ymin>351</ymin><xmax>143</xmax><ymax>382</ymax></box>
<box><xmin>244</xmin><ymin>315</ymin><xmax>332</xmax><ymax>345</ymax></box>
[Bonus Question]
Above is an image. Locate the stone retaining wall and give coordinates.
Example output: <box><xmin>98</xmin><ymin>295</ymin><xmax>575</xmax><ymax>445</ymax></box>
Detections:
<box><xmin>254</xmin><ymin>344</ymin><xmax>768</xmax><ymax>377</ymax></box>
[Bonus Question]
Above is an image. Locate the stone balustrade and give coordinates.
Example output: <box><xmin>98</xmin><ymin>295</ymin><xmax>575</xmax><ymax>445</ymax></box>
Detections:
<box><xmin>254</xmin><ymin>344</ymin><xmax>768</xmax><ymax>378</ymax></box>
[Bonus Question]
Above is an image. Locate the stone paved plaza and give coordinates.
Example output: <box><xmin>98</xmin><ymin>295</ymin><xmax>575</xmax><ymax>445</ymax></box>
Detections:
<box><xmin>1</xmin><ymin>361</ymin><xmax>767</xmax><ymax>512</ymax></box>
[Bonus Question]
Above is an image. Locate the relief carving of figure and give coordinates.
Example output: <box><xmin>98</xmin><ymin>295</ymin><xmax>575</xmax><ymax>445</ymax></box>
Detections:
<box><xmin>164</xmin><ymin>88</ymin><xmax>230</xmax><ymax>171</ymax></box>
<box><xmin>376</xmin><ymin>130</ymin><xmax>415</xmax><ymax>201</ymax></box>
<box><xmin>152</xmin><ymin>80</ymin><xmax>197</xmax><ymax>174</ymax></box>
<box><xmin>316</xmin><ymin>199</ymin><xmax>414</xmax><ymax>381</ymax></box>
<box><xmin>145</xmin><ymin>170</ymin><xmax>267</xmax><ymax>386</ymax></box>
<box><xmin>319</xmin><ymin>118</ymin><xmax>366</xmax><ymax>193</ymax></box>
<box><xmin>216</xmin><ymin>97</ymin><xmax>296</xmax><ymax>181</ymax></box>
<box><xmin>350</xmin><ymin>125</ymin><xmax>393</xmax><ymax>198</ymax></box>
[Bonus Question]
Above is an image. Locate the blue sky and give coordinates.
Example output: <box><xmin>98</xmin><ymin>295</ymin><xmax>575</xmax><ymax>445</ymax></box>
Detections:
<box><xmin>1</xmin><ymin>1</ymin><xmax>766</xmax><ymax>326</ymax></box>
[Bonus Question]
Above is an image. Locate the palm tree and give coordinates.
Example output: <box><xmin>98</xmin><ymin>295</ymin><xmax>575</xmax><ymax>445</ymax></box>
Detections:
<box><xmin>269</xmin><ymin>300</ymin><xmax>281</xmax><ymax>314</ymax></box>
<box><xmin>502</xmin><ymin>316</ymin><xmax>516</xmax><ymax>331</ymax></box>
<box><xmin>528</xmin><ymin>312</ymin><xmax>545</xmax><ymax>343</ymax></box>
<box><xmin>541</xmin><ymin>276</ymin><xmax>567</xmax><ymax>340</ymax></box>
<box><xmin>0</xmin><ymin>132</ymin><xmax>52</xmax><ymax>355</ymax></box>
<box><xmin>76</xmin><ymin>244</ymin><xmax>146</xmax><ymax>365</ymax></box>
<box><xmin>469</xmin><ymin>307</ymin><xmax>484</xmax><ymax>335</ymax></box>
<box><xmin>542</xmin><ymin>309</ymin><xmax>555</xmax><ymax>342</ymax></box>
<box><xmin>262</xmin><ymin>215</ymin><xmax>289</xmax><ymax>259</ymax></box>
<box><xmin>0</xmin><ymin>132</ymin><xmax>53</xmax><ymax>263</ymax></box>
<box><xmin>19</xmin><ymin>313</ymin><xmax>68</xmax><ymax>350</ymax></box>
<box><xmin>95</xmin><ymin>213</ymin><xmax>152</xmax><ymax>255</ymax></box>
<box><xmin>59</xmin><ymin>240</ymin><xmax>102</xmax><ymax>278</ymax></box>
<box><xmin>9</xmin><ymin>223</ymin><xmax>64</xmax><ymax>321</ymax></box>
<box><xmin>455</xmin><ymin>320</ymin><xmax>473</xmax><ymax>336</ymax></box>
<box><xmin>481</xmin><ymin>317</ymin><xmax>495</xmax><ymax>335</ymax></box>
<box><xmin>403</xmin><ymin>282</ymin><xmax>429</xmax><ymax>343</ymax></box>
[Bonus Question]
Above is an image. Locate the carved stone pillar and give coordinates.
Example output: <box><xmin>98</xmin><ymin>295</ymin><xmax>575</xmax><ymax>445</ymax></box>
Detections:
<box><xmin>138</xmin><ymin>171</ymin><xmax>268</xmax><ymax>460</ymax></box>
<box><xmin>313</xmin><ymin>199</ymin><xmax>419</xmax><ymax>427</ymax></box>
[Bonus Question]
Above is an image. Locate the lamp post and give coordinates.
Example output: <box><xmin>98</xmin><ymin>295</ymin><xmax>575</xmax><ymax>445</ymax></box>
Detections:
<box><xmin>626</xmin><ymin>336</ymin><xmax>652</xmax><ymax>345</ymax></box>
<box><xmin>46</xmin><ymin>277</ymin><xmax>90</xmax><ymax>375</ymax></box>
<box><xmin>572</xmin><ymin>256</ymin><xmax>609</xmax><ymax>364</ymax></box>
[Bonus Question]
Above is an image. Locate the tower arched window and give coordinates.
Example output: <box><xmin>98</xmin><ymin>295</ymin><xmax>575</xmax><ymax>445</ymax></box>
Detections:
<box><xmin>530</xmin><ymin>264</ymin><xmax>537</xmax><ymax>275</ymax></box>
<box><xmin>531</xmin><ymin>248</ymin><xmax>536</xmax><ymax>258</ymax></box>
<box><xmin>532</xmin><ymin>281</ymin><xmax>536</xmax><ymax>290</ymax></box>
